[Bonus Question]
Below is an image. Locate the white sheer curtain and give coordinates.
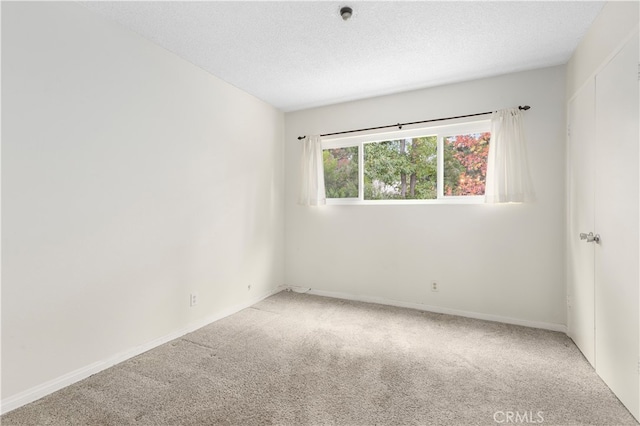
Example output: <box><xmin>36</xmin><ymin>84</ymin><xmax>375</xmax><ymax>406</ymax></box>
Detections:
<box><xmin>485</xmin><ymin>108</ymin><xmax>535</xmax><ymax>203</ymax></box>
<box><xmin>298</xmin><ymin>135</ymin><xmax>326</xmax><ymax>206</ymax></box>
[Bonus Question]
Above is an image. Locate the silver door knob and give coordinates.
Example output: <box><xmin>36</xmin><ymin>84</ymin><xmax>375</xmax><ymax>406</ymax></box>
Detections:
<box><xmin>580</xmin><ymin>232</ymin><xmax>600</xmax><ymax>243</ymax></box>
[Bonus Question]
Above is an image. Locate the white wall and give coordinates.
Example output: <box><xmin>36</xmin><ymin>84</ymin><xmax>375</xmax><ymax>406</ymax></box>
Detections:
<box><xmin>566</xmin><ymin>1</ymin><xmax>639</xmax><ymax>98</ymax></box>
<box><xmin>2</xmin><ymin>2</ymin><xmax>284</xmax><ymax>403</ymax></box>
<box><xmin>285</xmin><ymin>66</ymin><xmax>567</xmax><ymax>329</ymax></box>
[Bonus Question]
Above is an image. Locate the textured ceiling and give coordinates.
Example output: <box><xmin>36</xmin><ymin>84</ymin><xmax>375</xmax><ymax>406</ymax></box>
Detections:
<box><xmin>81</xmin><ymin>1</ymin><xmax>604</xmax><ymax>112</ymax></box>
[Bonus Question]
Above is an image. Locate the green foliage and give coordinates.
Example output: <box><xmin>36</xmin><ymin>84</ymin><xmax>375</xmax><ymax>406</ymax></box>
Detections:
<box><xmin>323</xmin><ymin>147</ymin><xmax>359</xmax><ymax>198</ymax></box>
<box><xmin>364</xmin><ymin>136</ymin><xmax>437</xmax><ymax>200</ymax></box>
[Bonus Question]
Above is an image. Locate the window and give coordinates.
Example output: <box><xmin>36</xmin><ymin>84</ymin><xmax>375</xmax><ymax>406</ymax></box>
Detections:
<box><xmin>443</xmin><ymin>132</ymin><xmax>491</xmax><ymax>196</ymax></box>
<box><xmin>323</xmin><ymin>147</ymin><xmax>359</xmax><ymax>199</ymax></box>
<box><xmin>322</xmin><ymin>121</ymin><xmax>490</xmax><ymax>203</ymax></box>
<box><xmin>364</xmin><ymin>136</ymin><xmax>437</xmax><ymax>200</ymax></box>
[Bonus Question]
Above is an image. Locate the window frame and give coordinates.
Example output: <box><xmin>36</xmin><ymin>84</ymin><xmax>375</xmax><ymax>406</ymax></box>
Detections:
<box><xmin>322</xmin><ymin>119</ymin><xmax>491</xmax><ymax>205</ymax></box>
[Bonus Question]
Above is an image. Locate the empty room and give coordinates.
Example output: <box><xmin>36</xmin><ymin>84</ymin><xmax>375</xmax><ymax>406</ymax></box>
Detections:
<box><xmin>1</xmin><ymin>1</ymin><xmax>639</xmax><ymax>425</ymax></box>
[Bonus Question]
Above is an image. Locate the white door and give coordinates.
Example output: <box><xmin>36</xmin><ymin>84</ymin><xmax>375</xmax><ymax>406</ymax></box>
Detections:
<box><xmin>567</xmin><ymin>81</ymin><xmax>596</xmax><ymax>366</ymax></box>
<box><xmin>594</xmin><ymin>34</ymin><xmax>639</xmax><ymax>419</ymax></box>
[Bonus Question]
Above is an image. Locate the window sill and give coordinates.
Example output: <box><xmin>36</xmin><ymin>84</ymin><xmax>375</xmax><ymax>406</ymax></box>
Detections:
<box><xmin>325</xmin><ymin>197</ymin><xmax>485</xmax><ymax>206</ymax></box>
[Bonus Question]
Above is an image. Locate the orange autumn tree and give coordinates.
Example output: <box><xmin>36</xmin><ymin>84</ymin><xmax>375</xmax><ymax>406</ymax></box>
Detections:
<box><xmin>444</xmin><ymin>132</ymin><xmax>491</xmax><ymax>196</ymax></box>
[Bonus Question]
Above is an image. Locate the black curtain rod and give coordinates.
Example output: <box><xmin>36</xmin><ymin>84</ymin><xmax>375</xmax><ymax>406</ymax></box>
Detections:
<box><xmin>297</xmin><ymin>105</ymin><xmax>531</xmax><ymax>140</ymax></box>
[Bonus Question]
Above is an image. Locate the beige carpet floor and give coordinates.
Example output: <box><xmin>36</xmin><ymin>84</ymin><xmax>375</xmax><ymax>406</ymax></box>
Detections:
<box><xmin>2</xmin><ymin>291</ymin><xmax>638</xmax><ymax>425</ymax></box>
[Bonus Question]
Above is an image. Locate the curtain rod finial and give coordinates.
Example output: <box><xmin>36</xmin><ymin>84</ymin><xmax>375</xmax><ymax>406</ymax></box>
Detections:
<box><xmin>519</xmin><ymin>105</ymin><xmax>531</xmax><ymax>111</ymax></box>
<box><xmin>297</xmin><ymin>136</ymin><xmax>306</xmax><ymax>140</ymax></box>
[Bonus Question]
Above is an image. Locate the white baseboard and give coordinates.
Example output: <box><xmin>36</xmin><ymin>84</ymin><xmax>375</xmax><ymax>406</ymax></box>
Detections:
<box><xmin>287</xmin><ymin>286</ymin><xmax>567</xmax><ymax>333</ymax></box>
<box><xmin>1</xmin><ymin>287</ymin><xmax>282</xmax><ymax>415</ymax></box>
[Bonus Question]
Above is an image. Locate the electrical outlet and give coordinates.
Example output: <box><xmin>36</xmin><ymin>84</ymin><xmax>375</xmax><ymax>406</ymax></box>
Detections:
<box><xmin>431</xmin><ymin>281</ymin><xmax>439</xmax><ymax>292</ymax></box>
<box><xmin>190</xmin><ymin>293</ymin><xmax>198</xmax><ymax>307</ymax></box>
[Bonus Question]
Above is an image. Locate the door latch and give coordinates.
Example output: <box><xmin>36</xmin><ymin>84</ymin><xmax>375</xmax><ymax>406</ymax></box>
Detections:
<box><xmin>579</xmin><ymin>232</ymin><xmax>600</xmax><ymax>244</ymax></box>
